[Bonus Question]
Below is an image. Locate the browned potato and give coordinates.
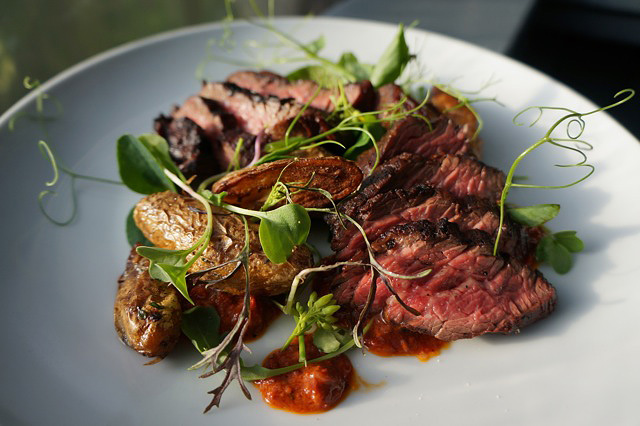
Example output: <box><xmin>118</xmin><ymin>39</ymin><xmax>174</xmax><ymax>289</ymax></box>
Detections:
<box><xmin>430</xmin><ymin>87</ymin><xmax>483</xmax><ymax>157</ymax></box>
<box><xmin>133</xmin><ymin>191</ymin><xmax>313</xmax><ymax>295</ymax></box>
<box><xmin>114</xmin><ymin>247</ymin><xmax>182</xmax><ymax>358</ymax></box>
<box><xmin>212</xmin><ymin>156</ymin><xmax>363</xmax><ymax>210</ymax></box>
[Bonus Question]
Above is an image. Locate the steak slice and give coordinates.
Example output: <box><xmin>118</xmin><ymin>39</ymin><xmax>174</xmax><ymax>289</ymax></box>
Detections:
<box><xmin>346</xmin><ymin>153</ymin><xmax>505</xmax><ymax>211</ymax></box>
<box><xmin>199</xmin><ymin>81</ymin><xmax>329</xmax><ymax>140</ymax></box>
<box><xmin>319</xmin><ymin>220</ymin><xmax>556</xmax><ymax>341</ymax></box>
<box><xmin>328</xmin><ymin>185</ymin><xmax>532</xmax><ymax>261</ymax></box>
<box><xmin>154</xmin><ymin>115</ymin><xmax>220</xmax><ymax>179</ymax></box>
<box><xmin>172</xmin><ymin>95</ymin><xmax>232</xmax><ymax>139</ymax></box>
<box><xmin>227</xmin><ymin>70</ymin><xmax>376</xmax><ymax>112</ymax></box>
<box><xmin>356</xmin><ymin>116</ymin><xmax>472</xmax><ymax>174</ymax></box>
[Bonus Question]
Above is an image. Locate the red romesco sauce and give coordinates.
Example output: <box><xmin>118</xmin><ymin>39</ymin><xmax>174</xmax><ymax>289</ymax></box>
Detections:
<box><xmin>364</xmin><ymin>316</ymin><xmax>449</xmax><ymax>360</ymax></box>
<box><xmin>254</xmin><ymin>335</ymin><xmax>354</xmax><ymax>414</ymax></box>
<box><xmin>189</xmin><ymin>284</ymin><xmax>280</xmax><ymax>342</ymax></box>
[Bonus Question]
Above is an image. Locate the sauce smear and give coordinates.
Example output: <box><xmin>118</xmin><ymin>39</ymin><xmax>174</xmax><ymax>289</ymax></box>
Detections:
<box><xmin>189</xmin><ymin>284</ymin><xmax>280</xmax><ymax>341</ymax></box>
<box><xmin>254</xmin><ymin>335</ymin><xmax>354</xmax><ymax>414</ymax></box>
<box><xmin>364</xmin><ymin>316</ymin><xmax>449</xmax><ymax>360</ymax></box>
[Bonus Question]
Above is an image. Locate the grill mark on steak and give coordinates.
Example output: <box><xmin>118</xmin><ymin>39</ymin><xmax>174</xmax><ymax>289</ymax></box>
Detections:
<box><xmin>328</xmin><ymin>185</ymin><xmax>532</xmax><ymax>261</ymax></box>
<box><xmin>199</xmin><ymin>81</ymin><xmax>330</xmax><ymax>140</ymax></box>
<box><xmin>318</xmin><ymin>219</ymin><xmax>556</xmax><ymax>341</ymax></box>
<box><xmin>227</xmin><ymin>70</ymin><xmax>376</xmax><ymax>112</ymax></box>
<box><xmin>346</xmin><ymin>153</ymin><xmax>505</xmax><ymax>211</ymax></box>
<box><xmin>356</xmin><ymin>116</ymin><xmax>473</xmax><ymax>175</ymax></box>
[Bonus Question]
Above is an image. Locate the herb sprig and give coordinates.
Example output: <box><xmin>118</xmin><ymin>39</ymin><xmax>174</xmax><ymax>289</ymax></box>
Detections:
<box><xmin>494</xmin><ymin>89</ymin><xmax>635</xmax><ymax>273</ymax></box>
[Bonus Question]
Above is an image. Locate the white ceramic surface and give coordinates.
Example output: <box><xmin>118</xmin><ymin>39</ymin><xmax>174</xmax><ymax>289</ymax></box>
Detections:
<box><xmin>1</xmin><ymin>17</ymin><xmax>639</xmax><ymax>426</ymax></box>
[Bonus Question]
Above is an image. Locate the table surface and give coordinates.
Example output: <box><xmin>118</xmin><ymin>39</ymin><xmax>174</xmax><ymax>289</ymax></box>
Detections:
<box><xmin>1</xmin><ymin>0</ymin><xmax>637</xmax><ymax>136</ymax></box>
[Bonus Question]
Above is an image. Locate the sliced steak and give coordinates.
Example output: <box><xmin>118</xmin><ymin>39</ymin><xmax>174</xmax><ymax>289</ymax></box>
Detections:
<box><xmin>154</xmin><ymin>115</ymin><xmax>219</xmax><ymax>179</ymax></box>
<box><xmin>356</xmin><ymin>116</ymin><xmax>472</xmax><ymax>174</ymax></box>
<box><xmin>328</xmin><ymin>185</ymin><xmax>531</xmax><ymax>261</ymax></box>
<box><xmin>227</xmin><ymin>70</ymin><xmax>376</xmax><ymax>112</ymax></box>
<box><xmin>318</xmin><ymin>220</ymin><xmax>556</xmax><ymax>341</ymax></box>
<box><xmin>199</xmin><ymin>81</ymin><xmax>329</xmax><ymax>140</ymax></box>
<box><xmin>347</xmin><ymin>153</ymin><xmax>505</xmax><ymax>210</ymax></box>
<box><xmin>172</xmin><ymin>95</ymin><xmax>232</xmax><ymax>139</ymax></box>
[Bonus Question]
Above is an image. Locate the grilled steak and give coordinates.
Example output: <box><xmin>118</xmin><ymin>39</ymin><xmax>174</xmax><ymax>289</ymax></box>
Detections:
<box><xmin>133</xmin><ymin>191</ymin><xmax>313</xmax><ymax>295</ymax></box>
<box><xmin>227</xmin><ymin>70</ymin><xmax>376</xmax><ymax>112</ymax></box>
<box><xmin>328</xmin><ymin>185</ymin><xmax>532</xmax><ymax>261</ymax></box>
<box><xmin>199</xmin><ymin>81</ymin><xmax>329</xmax><ymax>140</ymax></box>
<box><xmin>348</xmin><ymin>153</ymin><xmax>505</xmax><ymax>209</ymax></box>
<box><xmin>171</xmin><ymin>95</ymin><xmax>231</xmax><ymax>139</ymax></box>
<box><xmin>154</xmin><ymin>115</ymin><xmax>220</xmax><ymax>179</ymax></box>
<box><xmin>318</xmin><ymin>220</ymin><xmax>556</xmax><ymax>341</ymax></box>
<box><xmin>114</xmin><ymin>247</ymin><xmax>182</xmax><ymax>358</ymax></box>
<box><xmin>356</xmin><ymin>116</ymin><xmax>472</xmax><ymax>174</ymax></box>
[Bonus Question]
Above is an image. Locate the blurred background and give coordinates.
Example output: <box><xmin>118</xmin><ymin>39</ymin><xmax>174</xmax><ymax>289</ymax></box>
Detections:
<box><xmin>1</xmin><ymin>0</ymin><xmax>638</xmax><ymax>137</ymax></box>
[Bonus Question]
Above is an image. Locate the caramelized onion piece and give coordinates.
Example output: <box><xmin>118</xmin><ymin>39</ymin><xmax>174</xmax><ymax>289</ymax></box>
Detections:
<box><xmin>212</xmin><ymin>156</ymin><xmax>363</xmax><ymax>210</ymax></box>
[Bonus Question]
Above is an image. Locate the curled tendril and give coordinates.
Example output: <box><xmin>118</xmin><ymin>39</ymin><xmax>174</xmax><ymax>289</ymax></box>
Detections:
<box><xmin>494</xmin><ymin>89</ymin><xmax>636</xmax><ymax>255</ymax></box>
<box><xmin>37</xmin><ymin>140</ymin><xmax>78</xmax><ymax>226</ymax></box>
<box><xmin>38</xmin><ymin>140</ymin><xmax>59</xmax><ymax>186</ymax></box>
<box><xmin>37</xmin><ymin>181</ymin><xmax>78</xmax><ymax>227</ymax></box>
<box><xmin>35</xmin><ymin>140</ymin><xmax>121</xmax><ymax>226</ymax></box>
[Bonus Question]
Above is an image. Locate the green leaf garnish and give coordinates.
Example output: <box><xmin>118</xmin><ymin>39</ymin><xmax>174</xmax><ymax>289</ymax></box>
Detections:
<box><xmin>554</xmin><ymin>230</ymin><xmax>584</xmax><ymax>252</ymax></box>
<box><xmin>536</xmin><ymin>231</ymin><xmax>584</xmax><ymax>274</ymax></box>
<box><xmin>281</xmin><ymin>292</ymin><xmax>342</xmax><ymax>364</ymax></box>
<box><xmin>182</xmin><ymin>306</ymin><xmax>222</xmax><ymax>353</ymax></box>
<box><xmin>258</xmin><ymin>203</ymin><xmax>311</xmax><ymax>264</ymax></box>
<box><xmin>338</xmin><ymin>52</ymin><xmax>372</xmax><ymax>82</ymax></box>
<box><xmin>507</xmin><ymin>204</ymin><xmax>560</xmax><ymax>227</ymax></box>
<box><xmin>313</xmin><ymin>327</ymin><xmax>342</xmax><ymax>354</ymax></box>
<box><xmin>137</xmin><ymin>133</ymin><xmax>185</xmax><ymax>181</ymax></box>
<box><xmin>369</xmin><ymin>23</ymin><xmax>412</xmax><ymax>87</ymax></box>
<box><xmin>493</xmin><ymin>89</ymin><xmax>635</xmax><ymax>275</ymax></box>
<box><xmin>116</xmin><ymin>134</ymin><xmax>176</xmax><ymax>194</ymax></box>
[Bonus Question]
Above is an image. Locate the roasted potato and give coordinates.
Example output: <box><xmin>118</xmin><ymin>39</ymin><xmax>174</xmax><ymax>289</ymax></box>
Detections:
<box><xmin>114</xmin><ymin>247</ymin><xmax>182</xmax><ymax>358</ymax></box>
<box><xmin>430</xmin><ymin>87</ymin><xmax>483</xmax><ymax>157</ymax></box>
<box><xmin>133</xmin><ymin>191</ymin><xmax>313</xmax><ymax>295</ymax></box>
<box><xmin>212</xmin><ymin>156</ymin><xmax>362</xmax><ymax>210</ymax></box>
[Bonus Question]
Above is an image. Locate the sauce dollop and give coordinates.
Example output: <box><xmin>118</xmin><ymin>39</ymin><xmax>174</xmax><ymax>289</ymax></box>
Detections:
<box><xmin>364</xmin><ymin>316</ymin><xmax>449</xmax><ymax>360</ymax></box>
<box><xmin>254</xmin><ymin>335</ymin><xmax>354</xmax><ymax>413</ymax></box>
<box><xmin>189</xmin><ymin>284</ymin><xmax>280</xmax><ymax>341</ymax></box>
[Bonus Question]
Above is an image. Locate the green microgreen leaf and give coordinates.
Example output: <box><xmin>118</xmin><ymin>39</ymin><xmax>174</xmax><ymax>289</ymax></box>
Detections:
<box><xmin>125</xmin><ymin>207</ymin><xmax>152</xmax><ymax>247</ymax></box>
<box><xmin>554</xmin><ymin>230</ymin><xmax>584</xmax><ymax>252</ymax></box>
<box><xmin>116</xmin><ymin>134</ymin><xmax>176</xmax><ymax>194</ymax></box>
<box><xmin>507</xmin><ymin>204</ymin><xmax>560</xmax><ymax>227</ymax></box>
<box><xmin>281</xmin><ymin>292</ymin><xmax>342</xmax><ymax>363</ymax></box>
<box><xmin>370</xmin><ymin>24</ymin><xmax>412</xmax><ymax>87</ymax></box>
<box><xmin>287</xmin><ymin>65</ymin><xmax>344</xmax><ymax>87</ymax></box>
<box><xmin>304</xmin><ymin>35</ymin><xmax>326</xmax><ymax>54</ymax></box>
<box><xmin>137</xmin><ymin>133</ymin><xmax>185</xmax><ymax>181</ymax></box>
<box><xmin>200</xmin><ymin>189</ymin><xmax>227</xmax><ymax>206</ymax></box>
<box><xmin>494</xmin><ymin>89</ymin><xmax>635</xmax><ymax>258</ymax></box>
<box><xmin>182</xmin><ymin>306</ymin><xmax>222</xmax><ymax>353</ymax></box>
<box><xmin>536</xmin><ymin>231</ymin><xmax>584</xmax><ymax>274</ymax></box>
<box><xmin>343</xmin><ymin>120</ymin><xmax>385</xmax><ymax>160</ymax></box>
<box><xmin>136</xmin><ymin>170</ymin><xmax>215</xmax><ymax>305</ymax></box>
<box><xmin>338</xmin><ymin>52</ymin><xmax>372</xmax><ymax>81</ymax></box>
<box><xmin>258</xmin><ymin>203</ymin><xmax>311</xmax><ymax>264</ymax></box>
<box><xmin>313</xmin><ymin>328</ymin><xmax>341</xmax><ymax>354</ymax></box>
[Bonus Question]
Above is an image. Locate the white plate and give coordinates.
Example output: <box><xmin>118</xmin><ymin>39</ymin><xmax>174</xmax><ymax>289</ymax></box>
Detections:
<box><xmin>1</xmin><ymin>17</ymin><xmax>639</xmax><ymax>426</ymax></box>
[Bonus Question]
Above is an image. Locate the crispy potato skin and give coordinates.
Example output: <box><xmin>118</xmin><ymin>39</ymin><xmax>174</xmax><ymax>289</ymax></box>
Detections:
<box><xmin>212</xmin><ymin>156</ymin><xmax>363</xmax><ymax>210</ymax></box>
<box><xmin>133</xmin><ymin>191</ymin><xmax>313</xmax><ymax>295</ymax></box>
<box><xmin>430</xmin><ymin>88</ymin><xmax>483</xmax><ymax>157</ymax></box>
<box><xmin>114</xmin><ymin>248</ymin><xmax>182</xmax><ymax>358</ymax></box>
